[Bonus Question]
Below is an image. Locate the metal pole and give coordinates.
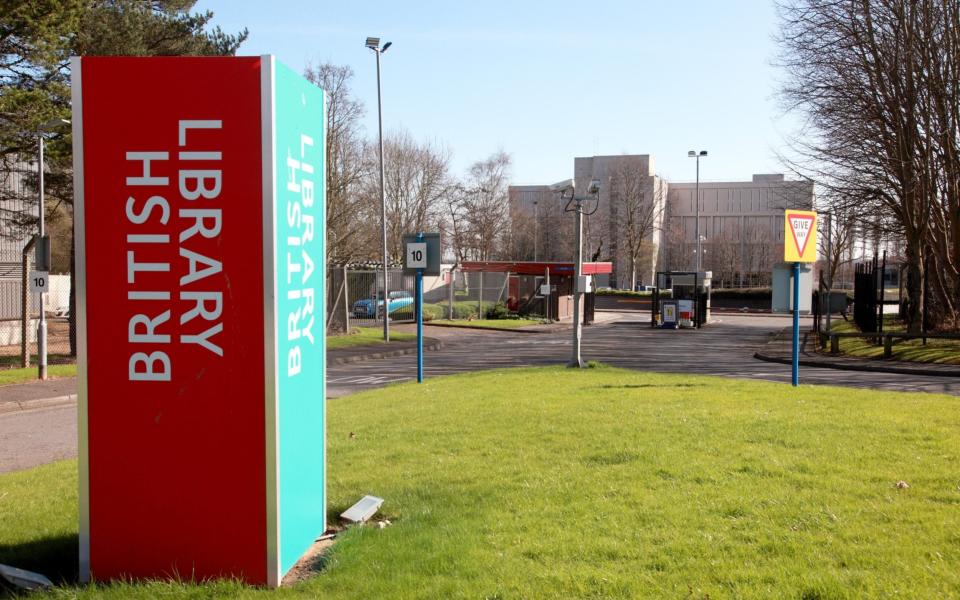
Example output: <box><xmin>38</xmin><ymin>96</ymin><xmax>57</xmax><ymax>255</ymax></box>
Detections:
<box><xmin>826</xmin><ymin>212</ymin><xmax>833</xmax><ymax>333</ymax></box>
<box><xmin>416</xmin><ymin>234</ymin><xmax>423</xmax><ymax>383</ymax></box>
<box><xmin>570</xmin><ymin>197</ymin><xmax>584</xmax><ymax>368</ymax></box>
<box><xmin>695</xmin><ymin>155</ymin><xmax>701</xmax><ymax>272</ymax></box>
<box><xmin>375</xmin><ymin>49</ymin><xmax>390</xmax><ymax>342</ymax></box>
<box><xmin>545</xmin><ymin>267</ymin><xmax>551</xmax><ymax>321</ymax></box>
<box><xmin>343</xmin><ymin>265</ymin><xmax>350</xmax><ymax>333</ymax></box>
<box><xmin>37</xmin><ymin>135</ymin><xmax>47</xmax><ymax>380</ymax></box>
<box><xmin>792</xmin><ymin>261</ymin><xmax>800</xmax><ymax>386</ymax></box>
<box><xmin>534</xmin><ymin>200</ymin><xmax>538</xmax><ymax>261</ymax></box>
<box><xmin>478</xmin><ymin>271</ymin><xmax>483</xmax><ymax>319</ymax></box>
<box><xmin>448</xmin><ymin>267</ymin><xmax>455</xmax><ymax>319</ymax></box>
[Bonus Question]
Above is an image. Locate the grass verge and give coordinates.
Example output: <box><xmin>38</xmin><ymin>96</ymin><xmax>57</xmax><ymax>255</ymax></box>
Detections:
<box><xmin>0</xmin><ymin>364</ymin><xmax>76</xmax><ymax>386</ymax></box>
<box><xmin>326</xmin><ymin>327</ymin><xmax>415</xmax><ymax>350</ymax></box>
<box><xmin>2</xmin><ymin>367</ymin><xmax>959</xmax><ymax>598</ymax></box>
<box><xmin>829</xmin><ymin>316</ymin><xmax>960</xmax><ymax>365</ymax></box>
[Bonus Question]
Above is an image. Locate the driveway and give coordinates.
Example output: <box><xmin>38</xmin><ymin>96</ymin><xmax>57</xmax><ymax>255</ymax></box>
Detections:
<box><xmin>329</xmin><ymin>312</ymin><xmax>960</xmax><ymax>397</ymax></box>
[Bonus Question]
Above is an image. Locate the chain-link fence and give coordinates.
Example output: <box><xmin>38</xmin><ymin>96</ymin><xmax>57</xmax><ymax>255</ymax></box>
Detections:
<box><xmin>327</xmin><ymin>267</ymin><xmax>418</xmax><ymax>333</ymax></box>
<box><xmin>325</xmin><ymin>265</ymin><xmax>555</xmax><ymax>333</ymax></box>
<box><xmin>1</xmin><ymin>161</ymin><xmax>74</xmax><ymax>370</ymax></box>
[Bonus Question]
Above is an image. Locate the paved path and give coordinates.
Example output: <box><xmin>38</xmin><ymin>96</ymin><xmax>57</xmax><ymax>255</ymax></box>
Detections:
<box><xmin>0</xmin><ymin>404</ymin><xmax>76</xmax><ymax>474</ymax></box>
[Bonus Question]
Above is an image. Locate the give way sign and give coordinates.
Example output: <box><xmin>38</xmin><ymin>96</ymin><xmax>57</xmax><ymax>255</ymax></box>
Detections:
<box><xmin>784</xmin><ymin>210</ymin><xmax>818</xmax><ymax>262</ymax></box>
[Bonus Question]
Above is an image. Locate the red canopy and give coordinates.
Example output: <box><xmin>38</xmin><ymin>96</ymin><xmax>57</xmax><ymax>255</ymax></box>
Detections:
<box><xmin>459</xmin><ymin>261</ymin><xmax>612</xmax><ymax>276</ymax></box>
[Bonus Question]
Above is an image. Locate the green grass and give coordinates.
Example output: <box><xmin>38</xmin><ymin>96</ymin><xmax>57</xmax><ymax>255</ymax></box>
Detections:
<box><xmin>3</xmin><ymin>367</ymin><xmax>960</xmax><ymax>598</ymax></box>
<box><xmin>326</xmin><ymin>327</ymin><xmax>415</xmax><ymax>350</ymax></box>
<box><xmin>427</xmin><ymin>318</ymin><xmax>545</xmax><ymax>330</ymax></box>
<box><xmin>0</xmin><ymin>363</ymin><xmax>76</xmax><ymax>386</ymax></box>
<box><xmin>0</xmin><ymin>354</ymin><xmax>75</xmax><ymax>370</ymax></box>
<box><xmin>829</xmin><ymin>316</ymin><xmax>960</xmax><ymax>365</ymax></box>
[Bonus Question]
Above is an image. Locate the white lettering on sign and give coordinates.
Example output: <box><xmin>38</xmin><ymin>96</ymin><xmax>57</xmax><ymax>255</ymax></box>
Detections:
<box><xmin>406</xmin><ymin>242</ymin><xmax>427</xmax><ymax>269</ymax></box>
<box><xmin>285</xmin><ymin>134</ymin><xmax>317</xmax><ymax>377</ymax></box>
<box><xmin>124</xmin><ymin>120</ymin><xmax>226</xmax><ymax>382</ymax></box>
<box><xmin>788</xmin><ymin>215</ymin><xmax>814</xmax><ymax>257</ymax></box>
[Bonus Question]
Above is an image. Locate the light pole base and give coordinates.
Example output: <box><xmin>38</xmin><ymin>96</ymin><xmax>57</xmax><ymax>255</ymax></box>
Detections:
<box><xmin>567</xmin><ymin>359</ymin><xmax>585</xmax><ymax>369</ymax></box>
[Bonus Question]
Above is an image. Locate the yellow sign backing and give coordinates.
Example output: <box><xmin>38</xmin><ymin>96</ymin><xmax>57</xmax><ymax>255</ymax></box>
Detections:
<box><xmin>784</xmin><ymin>210</ymin><xmax>818</xmax><ymax>262</ymax></box>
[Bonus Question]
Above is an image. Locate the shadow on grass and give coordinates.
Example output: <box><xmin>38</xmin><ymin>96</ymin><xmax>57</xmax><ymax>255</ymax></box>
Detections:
<box><xmin>592</xmin><ymin>383</ymin><xmax>709</xmax><ymax>389</ymax></box>
<box><xmin>0</xmin><ymin>533</ymin><xmax>78</xmax><ymax>594</ymax></box>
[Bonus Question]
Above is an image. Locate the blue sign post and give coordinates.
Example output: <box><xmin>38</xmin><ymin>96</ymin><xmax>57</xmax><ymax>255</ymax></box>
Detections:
<box><xmin>792</xmin><ymin>261</ymin><xmax>800</xmax><ymax>387</ymax></box>
<box><xmin>784</xmin><ymin>209</ymin><xmax>817</xmax><ymax>388</ymax></box>
<box><xmin>416</xmin><ymin>232</ymin><xmax>424</xmax><ymax>383</ymax></box>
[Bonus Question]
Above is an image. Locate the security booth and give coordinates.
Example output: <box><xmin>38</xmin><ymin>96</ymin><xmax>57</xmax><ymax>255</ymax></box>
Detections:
<box><xmin>458</xmin><ymin>261</ymin><xmax>612</xmax><ymax>322</ymax></box>
<box><xmin>652</xmin><ymin>271</ymin><xmax>712</xmax><ymax>329</ymax></box>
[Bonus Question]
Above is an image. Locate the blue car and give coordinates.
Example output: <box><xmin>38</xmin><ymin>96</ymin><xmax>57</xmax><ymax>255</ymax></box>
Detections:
<box><xmin>353</xmin><ymin>291</ymin><xmax>414</xmax><ymax>319</ymax></box>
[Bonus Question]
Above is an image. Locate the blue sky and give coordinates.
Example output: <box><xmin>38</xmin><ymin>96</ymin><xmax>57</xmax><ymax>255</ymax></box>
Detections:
<box><xmin>195</xmin><ymin>0</ymin><xmax>797</xmax><ymax>185</ymax></box>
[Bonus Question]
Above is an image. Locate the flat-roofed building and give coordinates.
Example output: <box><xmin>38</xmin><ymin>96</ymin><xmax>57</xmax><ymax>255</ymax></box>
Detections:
<box><xmin>510</xmin><ymin>156</ymin><xmax>815</xmax><ymax>288</ymax></box>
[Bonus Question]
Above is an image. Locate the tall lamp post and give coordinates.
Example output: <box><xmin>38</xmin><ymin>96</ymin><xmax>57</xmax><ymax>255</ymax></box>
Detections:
<box><xmin>688</xmin><ymin>150</ymin><xmax>707</xmax><ymax>271</ymax></box>
<box><xmin>366</xmin><ymin>36</ymin><xmax>392</xmax><ymax>341</ymax></box>
<box><xmin>36</xmin><ymin>118</ymin><xmax>70</xmax><ymax>380</ymax></box>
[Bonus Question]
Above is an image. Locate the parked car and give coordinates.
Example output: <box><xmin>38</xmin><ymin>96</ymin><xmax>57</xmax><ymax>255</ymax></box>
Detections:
<box><xmin>352</xmin><ymin>290</ymin><xmax>414</xmax><ymax>319</ymax></box>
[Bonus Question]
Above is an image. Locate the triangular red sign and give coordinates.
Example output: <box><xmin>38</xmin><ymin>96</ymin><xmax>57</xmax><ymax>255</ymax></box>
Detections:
<box><xmin>786</xmin><ymin>213</ymin><xmax>815</xmax><ymax>258</ymax></box>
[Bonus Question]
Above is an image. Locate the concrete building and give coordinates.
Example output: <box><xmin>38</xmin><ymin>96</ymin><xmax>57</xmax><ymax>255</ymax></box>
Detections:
<box><xmin>510</xmin><ymin>155</ymin><xmax>815</xmax><ymax>289</ymax></box>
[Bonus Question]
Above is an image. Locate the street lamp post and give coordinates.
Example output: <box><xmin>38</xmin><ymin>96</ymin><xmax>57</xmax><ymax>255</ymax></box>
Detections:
<box><xmin>36</xmin><ymin>118</ymin><xmax>70</xmax><ymax>380</ymax></box>
<box><xmin>688</xmin><ymin>150</ymin><xmax>708</xmax><ymax>271</ymax></box>
<box><xmin>366</xmin><ymin>36</ymin><xmax>392</xmax><ymax>341</ymax></box>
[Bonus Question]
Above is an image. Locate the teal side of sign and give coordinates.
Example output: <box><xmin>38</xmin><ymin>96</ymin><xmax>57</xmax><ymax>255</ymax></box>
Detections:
<box><xmin>273</xmin><ymin>60</ymin><xmax>326</xmax><ymax>576</ymax></box>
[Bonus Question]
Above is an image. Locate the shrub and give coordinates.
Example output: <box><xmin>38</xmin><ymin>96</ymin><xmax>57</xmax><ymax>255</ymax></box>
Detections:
<box><xmin>486</xmin><ymin>302</ymin><xmax>512</xmax><ymax>320</ymax></box>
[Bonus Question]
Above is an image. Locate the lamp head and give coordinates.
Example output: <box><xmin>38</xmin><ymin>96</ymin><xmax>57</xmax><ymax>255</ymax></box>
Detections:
<box><xmin>549</xmin><ymin>179</ymin><xmax>575</xmax><ymax>193</ymax></box>
<box><xmin>39</xmin><ymin>118</ymin><xmax>70</xmax><ymax>133</ymax></box>
<box><xmin>700</xmin><ymin>150</ymin><xmax>708</xmax><ymax>157</ymax></box>
<box><xmin>382</xmin><ymin>41</ymin><xmax>392</xmax><ymax>52</ymax></box>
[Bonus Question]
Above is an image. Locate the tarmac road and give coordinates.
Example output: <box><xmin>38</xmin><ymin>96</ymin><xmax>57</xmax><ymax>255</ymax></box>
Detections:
<box><xmin>0</xmin><ymin>404</ymin><xmax>76</xmax><ymax>474</ymax></box>
<box><xmin>328</xmin><ymin>312</ymin><xmax>960</xmax><ymax>397</ymax></box>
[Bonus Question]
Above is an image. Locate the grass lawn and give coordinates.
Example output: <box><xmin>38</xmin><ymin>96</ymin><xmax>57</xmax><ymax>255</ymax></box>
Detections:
<box><xmin>2</xmin><ymin>367</ymin><xmax>959</xmax><ymax>598</ymax></box>
<box><xmin>427</xmin><ymin>318</ymin><xmax>545</xmax><ymax>330</ymax></box>
<box><xmin>829</xmin><ymin>316</ymin><xmax>960</xmax><ymax>365</ymax></box>
<box><xmin>0</xmin><ymin>363</ymin><xmax>76</xmax><ymax>386</ymax></box>
<box><xmin>326</xmin><ymin>326</ymin><xmax>415</xmax><ymax>350</ymax></box>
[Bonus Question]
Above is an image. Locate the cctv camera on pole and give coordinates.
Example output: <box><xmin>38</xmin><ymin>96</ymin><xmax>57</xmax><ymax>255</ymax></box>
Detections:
<box><xmin>553</xmin><ymin>178</ymin><xmax>600</xmax><ymax>368</ymax></box>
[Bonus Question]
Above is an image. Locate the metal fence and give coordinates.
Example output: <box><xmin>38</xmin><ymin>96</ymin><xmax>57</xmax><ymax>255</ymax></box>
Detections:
<box><xmin>1</xmin><ymin>161</ymin><xmax>74</xmax><ymax>369</ymax></box>
<box><xmin>327</xmin><ymin>267</ymin><xmax>417</xmax><ymax>333</ymax></box>
<box><xmin>325</xmin><ymin>266</ymin><xmax>550</xmax><ymax>334</ymax></box>
<box><xmin>0</xmin><ymin>270</ymin><xmax>73</xmax><ymax>369</ymax></box>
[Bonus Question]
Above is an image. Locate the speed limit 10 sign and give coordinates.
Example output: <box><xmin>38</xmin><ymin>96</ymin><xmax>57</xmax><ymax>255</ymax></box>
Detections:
<box><xmin>406</xmin><ymin>242</ymin><xmax>427</xmax><ymax>269</ymax></box>
<box><xmin>401</xmin><ymin>232</ymin><xmax>441</xmax><ymax>275</ymax></box>
<box><xmin>29</xmin><ymin>270</ymin><xmax>49</xmax><ymax>293</ymax></box>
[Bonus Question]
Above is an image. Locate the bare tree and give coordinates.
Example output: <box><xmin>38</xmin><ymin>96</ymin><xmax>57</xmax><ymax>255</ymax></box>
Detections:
<box><xmin>303</xmin><ymin>62</ymin><xmax>376</xmax><ymax>263</ymax></box>
<box><xmin>360</xmin><ymin>130</ymin><xmax>451</xmax><ymax>261</ymax></box>
<box><xmin>706</xmin><ymin>226</ymin><xmax>741</xmax><ymax>289</ymax></box>
<box><xmin>453</xmin><ymin>151</ymin><xmax>511</xmax><ymax>261</ymax></box>
<box><xmin>607</xmin><ymin>160</ymin><xmax>666</xmax><ymax>289</ymax></box>
<box><xmin>818</xmin><ymin>206</ymin><xmax>858</xmax><ymax>287</ymax></box>
<box><xmin>777</xmin><ymin>0</ymin><xmax>960</xmax><ymax>330</ymax></box>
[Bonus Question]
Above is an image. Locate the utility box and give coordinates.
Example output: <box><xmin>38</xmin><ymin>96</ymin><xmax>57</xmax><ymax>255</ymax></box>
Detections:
<box><xmin>72</xmin><ymin>56</ymin><xmax>326</xmax><ymax>587</ymax></box>
<box><xmin>771</xmin><ymin>262</ymin><xmax>813</xmax><ymax>313</ymax></box>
